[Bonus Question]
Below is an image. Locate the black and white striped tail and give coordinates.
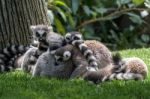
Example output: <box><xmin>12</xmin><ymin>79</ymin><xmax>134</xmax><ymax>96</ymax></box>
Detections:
<box><xmin>84</xmin><ymin>72</ymin><xmax>143</xmax><ymax>83</ymax></box>
<box><xmin>72</xmin><ymin>40</ymin><xmax>98</xmax><ymax>69</ymax></box>
<box><xmin>104</xmin><ymin>73</ymin><xmax>143</xmax><ymax>81</ymax></box>
<box><xmin>0</xmin><ymin>45</ymin><xmax>29</xmax><ymax>72</ymax></box>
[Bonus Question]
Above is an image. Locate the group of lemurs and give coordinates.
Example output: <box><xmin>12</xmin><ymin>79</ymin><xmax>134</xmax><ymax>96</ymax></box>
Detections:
<box><xmin>0</xmin><ymin>24</ymin><xmax>148</xmax><ymax>84</ymax></box>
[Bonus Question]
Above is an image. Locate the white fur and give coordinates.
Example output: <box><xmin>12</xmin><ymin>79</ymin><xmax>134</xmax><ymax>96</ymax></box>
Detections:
<box><xmin>72</xmin><ymin>40</ymin><xmax>83</xmax><ymax>45</ymax></box>
<box><xmin>73</xmin><ymin>34</ymin><xmax>82</xmax><ymax>40</ymax></box>
<box><xmin>0</xmin><ymin>65</ymin><xmax>5</xmax><ymax>72</ymax></box>
<box><xmin>88</xmin><ymin>56</ymin><xmax>96</xmax><ymax>61</ymax></box>
<box><xmin>116</xmin><ymin>73</ymin><xmax>124</xmax><ymax>80</ymax></box>
<box><xmin>79</xmin><ymin>43</ymin><xmax>87</xmax><ymax>51</ymax></box>
<box><xmin>50</xmin><ymin>50</ymin><xmax>56</xmax><ymax>54</ymax></box>
<box><xmin>102</xmin><ymin>76</ymin><xmax>108</xmax><ymax>82</ymax></box>
<box><xmin>47</xmin><ymin>26</ymin><xmax>53</xmax><ymax>31</ymax></box>
<box><xmin>54</xmin><ymin>55</ymin><xmax>61</xmax><ymax>60</ymax></box>
<box><xmin>109</xmin><ymin>73</ymin><xmax>116</xmax><ymax>80</ymax></box>
<box><xmin>37</xmin><ymin>30</ymin><xmax>45</xmax><ymax>35</ymax></box>
<box><xmin>63</xmin><ymin>51</ymin><xmax>71</xmax><ymax>61</ymax></box>
<box><xmin>30</xmin><ymin>26</ymin><xmax>36</xmax><ymax>30</ymax></box>
<box><xmin>90</xmin><ymin>61</ymin><xmax>98</xmax><ymax>66</ymax></box>
<box><xmin>86</xmin><ymin>67</ymin><xmax>98</xmax><ymax>72</ymax></box>
<box><xmin>65</xmin><ymin>33</ymin><xmax>71</xmax><ymax>38</ymax></box>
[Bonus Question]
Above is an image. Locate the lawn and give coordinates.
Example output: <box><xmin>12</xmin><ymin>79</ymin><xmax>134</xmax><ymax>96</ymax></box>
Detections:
<box><xmin>0</xmin><ymin>48</ymin><xmax>150</xmax><ymax>99</ymax></box>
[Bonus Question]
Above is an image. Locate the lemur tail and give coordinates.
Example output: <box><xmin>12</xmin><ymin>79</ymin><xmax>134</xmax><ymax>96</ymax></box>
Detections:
<box><xmin>72</xmin><ymin>40</ymin><xmax>98</xmax><ymax>70</ymax></box>
<box><xmin>106</xmin><ymin>73</ymin><xmax>143</xmax><ymax>81</ymax></box>
<box><xmin>84</xmin><ymin>72</ymin><xmax>143</xmax><ymax>84</ymax></box>
<box><xmin>0</xmin><ymin>45</ymin><xmax>29</xmax><ymax>72</ymax></box>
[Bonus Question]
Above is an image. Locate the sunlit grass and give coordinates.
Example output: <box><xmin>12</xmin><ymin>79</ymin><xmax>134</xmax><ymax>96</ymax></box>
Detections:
<box><xmin>0</xmin><ymin>48</ymin><xmax>150</xmax><ymax>99</ymax></box>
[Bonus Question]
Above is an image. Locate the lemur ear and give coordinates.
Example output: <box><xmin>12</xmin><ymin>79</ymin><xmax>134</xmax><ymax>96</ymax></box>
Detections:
<box><xmin>63</xmin><ymin>51</ymin><xmax>71</xmax><ymax>61</ymax></box>
<box><xmin>47</xmin><ymin>26</ymin><xmax>53</xmax><ymax>32</ymax></box>
<box><xmin>65</xmin><ymin>33</ymin><xmax>71</xmax><ymax>39</ymax></box>
<box><xmin>65</xmin><ymin>33</ymin><xmax>72</xmax><ymax>43</ymax></box>
<box><xmin>30</xmin><ymin>25</ymin><xmax>36</xmax><ymax>31</ymax></box>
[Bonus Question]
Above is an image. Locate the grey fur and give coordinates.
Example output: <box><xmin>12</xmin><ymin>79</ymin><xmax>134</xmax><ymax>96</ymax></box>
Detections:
<box><xmin>0</xmin><ymin>45</ymin><xmax>29</xmax><ymax>72</ymax></box>
<box><xmin>19</xmin><ymin>25</ymin><xmax>65</xmax><ymax>73</ymax></box>
<box><xmin>65</xmin><ymin>32</ymin><xmax>98</xmax><ymax>70</ymax></box>
<box><xmin>32</xmin><ymin>51</ymin><xmax>74</xmax><ymax>78</ymax></box>
<box><xmin>32</xmin><ymin>43</ymin><xmax>112</xmax><ymax>79</ymax></box>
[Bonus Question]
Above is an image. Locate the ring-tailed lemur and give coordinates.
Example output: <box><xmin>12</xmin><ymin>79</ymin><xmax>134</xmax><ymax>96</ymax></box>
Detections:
<box><xmin>50</xmin><ymin>44</ymin><xmax>148</xmax><ymax>81</ymax></box>
<box><xmin>84</xmin><ymin>55</ymin><xmax>148</xmax><ymax>83</ymax></box>
<box><xmin>32</xmin><ymin>48</ymin><xmax>75</xmax><ymax>78</ymax></box>
<box><xmin>0</xmin><ymin>45</ymin><xmax>29</xmax><ymax>72</ymax></box>
<box><xmin>64</xmin><ymin>32</ymin><xmax>98</xmax><ymax>71</ymax></box>
<box><xmin>32</xmin><ymin>44</ymin><xmax>116</xmax><ymax>79</ymax></box>
<box><xmin>32</xmin><ymin>43</ymin><xmax>91</xmax><ymax>78</ymax></box>
<box><xmin>20</xmin><ymin>25</ymin><xmax>65</xmax><ymax>72</ymax></box>
<box><xmin>49</xmin><ymin>44</ymin><xmax>113</xmax><ymax>78</ymax></box>
<box><xmin>53</xmin><ymin>38</ymin><xmax>112</xmax><ymax>70</ymax></box>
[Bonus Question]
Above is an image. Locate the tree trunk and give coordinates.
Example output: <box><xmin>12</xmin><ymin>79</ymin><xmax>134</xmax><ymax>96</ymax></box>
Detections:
<box><xmin>0</xmin><ymin>0</ymin><xmax>49</xmax><ymax>49</ymax></box>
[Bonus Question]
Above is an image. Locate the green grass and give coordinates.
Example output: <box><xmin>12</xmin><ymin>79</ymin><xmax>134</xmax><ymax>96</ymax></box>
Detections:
<box><xmin>0</xmin><ymin>48</ymin><xmax>150</xmax><ymax>99</ymax></box>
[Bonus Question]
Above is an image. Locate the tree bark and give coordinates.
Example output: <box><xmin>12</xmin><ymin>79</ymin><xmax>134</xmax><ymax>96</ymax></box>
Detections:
<box><xmin>0</xmin><ymin>0</ymin><xmax>49</xmax><ymax>49</ymax></box>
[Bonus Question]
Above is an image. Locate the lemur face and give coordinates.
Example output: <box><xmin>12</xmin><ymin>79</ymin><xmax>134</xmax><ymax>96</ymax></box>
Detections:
<box><xmin>65</xmin><ymin>31</ymin><xmax>83</xmax><ymax>43</ymax></box>
<box><xmin>50</xmin><ymin>45</ymin><xmax>72</xmax><ymax>65</ymax></box>
<box><xmin>30</xmin><ymin>25</ymin><xmax>52</xmax><ymax>42</ymax></box>
<box><xmin>51</xmin><ymin>50</ymin><xmax>72</xmax><ymax>63</ymax></box>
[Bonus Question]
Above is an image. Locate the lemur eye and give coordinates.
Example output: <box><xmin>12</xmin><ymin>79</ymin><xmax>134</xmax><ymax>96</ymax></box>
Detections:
<box><xmin>50</xmin><ymin>45</ymin><xmax>60</xmax><ymax>50</ymax></box>
<box><xmin>58</xmin><ymin>57</ymin><xmax>63</xmax><ymax>62</ymax></box>
<box><xmin>65</xmin><ymin>36</ymin><xmax>71</xmax><ymax>40</ymax></box>
<box><xmin>35</xmin><ymin>32</ymin><xmax>40</xmax><ymax>37</ymax></box>
<box><xmin>42</xmin><ymin>32</ymin><xmax>47</xmax><ymax>37</ymax></box>
<box><xmin>73</xmin><ymin>36</ymin><xmax>80</xmax><ymax>40</ymax></box>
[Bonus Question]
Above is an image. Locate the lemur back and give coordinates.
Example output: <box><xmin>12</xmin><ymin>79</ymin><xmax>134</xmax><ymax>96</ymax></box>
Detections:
<box><xmin>0</xmin><ymin>45</ymin><xmax>29</xmax><ymax>72</ymax></box>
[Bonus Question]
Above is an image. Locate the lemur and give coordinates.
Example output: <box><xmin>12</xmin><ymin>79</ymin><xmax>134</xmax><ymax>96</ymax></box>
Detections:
<box><xmin>20</xmin><ymin>25</ymin><xmax>65</xmax><ymax>72</ymax></box>
<box><xmin>33</xmin><ymin>44</ymin><xmax>112</xmax><ymax>78</ymax></box>
<box><xmin>64</xmin><ymin>32</ymin><xmax>98</xmax><ymax>71</ymax></box>
<box><xmin>32</xmin><ymin>49</ymin><xmax>75</xmax><ymax>78</ymax></box>
<box><xmin>64</xmin><ymin>31</ymin><xmax>112</xmax><ymax>70</ymax></box>
<box><xmin>84</xmin><ymin>54</ymin><xmax>148</xmax><ymax>83</ymax></box>
<box><xmin>0</xmin><ymin>45</ymin><xmax>29</xmax><ymax>72</ymax></box>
